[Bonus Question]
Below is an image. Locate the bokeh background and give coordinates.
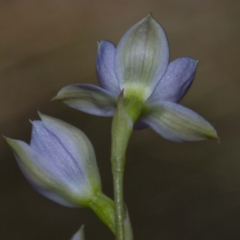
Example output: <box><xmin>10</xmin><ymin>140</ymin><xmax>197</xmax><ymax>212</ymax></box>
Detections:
<box><xmin>1</xmin><ymin>0</ymin><xmax>240</xmax><ymax>239</ymax></box>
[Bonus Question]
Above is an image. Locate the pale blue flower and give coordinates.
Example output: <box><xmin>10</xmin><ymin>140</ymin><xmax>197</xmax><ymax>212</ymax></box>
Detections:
<box><xmin>6</xmin><ymin>113</ymin><xmax>101</xmax><ymax>207</ymax></box>
<box><xmin>54</xmin><ymin>15</ymin><xmax>218</xmax><ymax>142</ymax></box>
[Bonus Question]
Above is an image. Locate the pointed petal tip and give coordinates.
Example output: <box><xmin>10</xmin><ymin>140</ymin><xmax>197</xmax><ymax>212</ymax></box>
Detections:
<box><xmin>4</xmin><ymin>137</ymin><xmax>21</xmax><ymax>149</ymax></box>
<box><xmin>182</xmin><ymin>56</ymin><xmax>199</xmax><ymax>68</ymax></box>
<box><xmin>37</xmin><ymin>113</ymin><xmax>57</xmax><ymax>127</ymax></box>
<box><xmin>97</xmin><ymin>41</ymin><xmax>102</xmax><ymax>49</ymax></box>
<box><xmin>191</xmin><ymin>58</ymin><xmax>199</xmax><ymax>68</ymax></box>
<box><xmin>97</xmin><ymin>40</ymin><xmax>106</xmax><ymax>49</ymax></box>
<box><xmin>37</xmin><ymin>111</ymin><xmax>46</xmax><ymax>120</ymax></box>
<box><xmin>204</xmin><ymin>123</ymin><xmax>218</xmax><ymax>142</ymax></box>
<box><xmin>187</xmin><ymin>57</ymin><xmax>199</xmax><ymax>65</ymax></box>
<box><xmin>193</xmin><ymin>123</ymin><xmax>218</xmax><ymax>142</ymax></box>
<box><xmin>4</xmin><ymin>137</ymin><xmax>26</xmax><ymax>151</ymax></box>
<box><xmin>4</xmin><ymin>136</ymin><xmax>13</xmax><ymax>143</ymax></box>
<box><xmin>208</xmin><ymin>130</ymin><xmax>219</xmax><ymax>143</ymax></box>
<box><xmin>80</xmin><ymin>225</ymin><xmax>85</xmax><ymax>232</ymax></box>
<box><xmin>5</xmin><ymin>137</ymin><xmax>14</xmax><ymax>149</ymax></box>
<box><xmin>143</xmin><ymin>12</ymin><xmax>155</xmax><ymax>21</ymax></box>
<box><xmin>51</xmin><ymin>88</ymin><xmax>68</xmax><ymax>102</ymax></box>
<box><xmin>3</xmin><ymin>136</ymin><xmax>11</xmax><ymax>144</ymax></box>
<box><xmin>148</xmin><ymin>13</ymin><xmax>164</xmax><ymax>27</ymax></box>
<box><xmin>2</xmin><ymin>135</ymin><xmax>7</xmax><ymax>139</ymax></box>
<box><xmin>51</xmin><ymin>92</ymin><xmax>63</xmax><ymax>101</ymax></box>
<box><xmin>71</xmin><ymin>225</ymin><xmax>85</xmax><ymax>240</ymax></box>
<box><xmin>98</xmin><ymin>40</ymin><xmax>109</xmax><ymax>47</ymax></box>
<box><xmin>51</xmin><ymin>95</ymin><xmax>58</xmax><ymax>101</ymax></box>
<box><xmin>38</xmin><ymin>113</ymin><xmax>62</xmax><ymax>129</ymax></box>
<box><xmin>141</xmin><ymin>13</ymin><xmax>158</xmax><ymax>25</ymax></box>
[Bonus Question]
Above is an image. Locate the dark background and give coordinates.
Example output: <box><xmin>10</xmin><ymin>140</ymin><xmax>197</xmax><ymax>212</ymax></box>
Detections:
<box><xmin>1</xmin><ymin>1</ymin><xmax>240</xmax><ymax>239</ymax></box>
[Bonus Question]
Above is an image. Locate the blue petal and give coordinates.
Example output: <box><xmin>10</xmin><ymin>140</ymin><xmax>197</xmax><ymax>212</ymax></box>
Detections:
<box><xmin>96</xmin><ymin>40</ymin><xmax>121</xmax><ymax>96</ymax></box>
<box><xmin>5</xmin><ymin>138</ymin><xmax>77</xmax><ymax>207</ymax></box>
<box><xmin>6</xmin><ymin>114</ymin><xmax>102</xmax><ymax>207</ymax></box>
<box><xmin>147</xmin><ymin>57</ymin><xmax>198</xmax><ymax>104</ymax></box>
<box><xmin>30</xmin><ymin>121</ymin><xmax>87</xmax><ymax>193</ymax></box>
<box><xmin>25</xmin><ymin>177</ymin><xmax>77</xmax><ymax>207</ymax></box>
<box><xmin>53</xmin><ymin>84</ymin><xmax>117</xmax><ymax>116</ymax></box>
<box><xmin>142</xmin><ymin>102</ymin><xmax>218</xmax><ymax>142</ymax></box>
<box><xmin>115</xmin><ymin>15</ymin><xmax>169</xmax><ymax>98</ymax></box>
<box><xmin>38</xmin><ymin>113</ymin><xmax>101</xmax><ymax>193</ymax></box>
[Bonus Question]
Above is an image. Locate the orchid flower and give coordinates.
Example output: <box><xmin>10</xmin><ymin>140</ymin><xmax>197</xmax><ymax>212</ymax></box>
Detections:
<box><xmin>54</xmin><ymin>14</ymin><xmax>218</xmax><ymax>142</ymax></box>
<box><xmin>5</xmin><ymin>113</ymin><xmax>101</xmax><ymax>207</ymax></box>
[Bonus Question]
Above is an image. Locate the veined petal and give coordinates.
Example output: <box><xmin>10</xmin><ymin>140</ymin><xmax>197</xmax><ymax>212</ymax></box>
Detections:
<box><xmin>5</xmin><ymin>138</ymin><xmax>77</xmax><ymax>207</ymax></box>
<box><xmin>142</xmin><ymin>102</ymin><xmax>218</xmax><ymax>142</ymax></box>
<box><xmin>71</xmin><ymin>226</ymin><xmax>85</xmax><ymax>240</ymax></box>
<box><xmin>96</xmin><ymin>40</ymin><xmax>121</xmax><ymax>96</ymax></box>
<box><xmin>53</xmin><ymin>84</ymin><xmax>117</xmax><ymax>116</ymax></box>
<box><xmin>30</xmin><ymin>121</ymin><xmax>85</xmax><ymax>188</ymax></box>
<box><xmin>115</xmin><ymin>14</ymin><xmax>169</xmax><ymax>99</ymax></box>
<box><xmin>147</xmin><ymin>57</ymin><xmax>198</xmax><ymax>103</ymax></box>
<box><xmin>38</xmin><ymin>113</ymin><xmax>101</xmax><ymax>193</ymax></box>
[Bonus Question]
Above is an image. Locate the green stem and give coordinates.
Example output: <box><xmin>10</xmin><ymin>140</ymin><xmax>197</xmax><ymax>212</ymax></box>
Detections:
<box><xmin>112</xmin><ymin>156</ymin><xmax>126</xmax><ymax>240</ymax></box>
<box><xmin>111</xmin><ymin>92</ymin><xmax>134</xmax><ymax>240</ymax></box>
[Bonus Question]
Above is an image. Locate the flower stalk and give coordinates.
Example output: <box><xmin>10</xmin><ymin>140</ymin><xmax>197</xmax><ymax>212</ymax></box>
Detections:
<box><xmin>88</xmin><ymin>191</ymin><xmax>116</xmax><ymax>234</ymax></box>
<box><xmin>111</xmin><ymin>91</ymin><xmax>133</xmax><ymax>240</ymax></box>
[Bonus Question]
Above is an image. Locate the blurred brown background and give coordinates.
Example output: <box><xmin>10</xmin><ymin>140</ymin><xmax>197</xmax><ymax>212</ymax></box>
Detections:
<box><xmin>1</xmin><ymin>0</ymin><xmax>240</xmax><ymax>239</ymax></box>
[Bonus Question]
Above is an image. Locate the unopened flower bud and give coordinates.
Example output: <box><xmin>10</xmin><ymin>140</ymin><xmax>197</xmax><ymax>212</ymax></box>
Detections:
<box><xmin>6</xmin><ymin>113</ymin><xmax>101</xmax><ymax>207</ymax></box>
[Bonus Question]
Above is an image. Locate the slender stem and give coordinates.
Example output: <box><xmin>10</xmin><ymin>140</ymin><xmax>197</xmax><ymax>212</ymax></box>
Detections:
<box><xmin>112</xmin><ymin>156</ymin><xmax>126</xmax><ymax>240</ymax></box>
<box><xmin>111</xmin><ymin>92</ymin><xmax>134</xmax><ymax>240</ymax></box>
<box><xmin>88</xmin><ymin>191</ymin><xmax>116</xmax><ymax>234</ymax></box>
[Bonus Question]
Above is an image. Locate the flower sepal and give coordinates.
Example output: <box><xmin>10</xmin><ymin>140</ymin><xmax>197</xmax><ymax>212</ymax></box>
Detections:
<box><xmin>142</xmin><ymin>102</ymin><xmax>218</xmax><ymax>142</ymax></box>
